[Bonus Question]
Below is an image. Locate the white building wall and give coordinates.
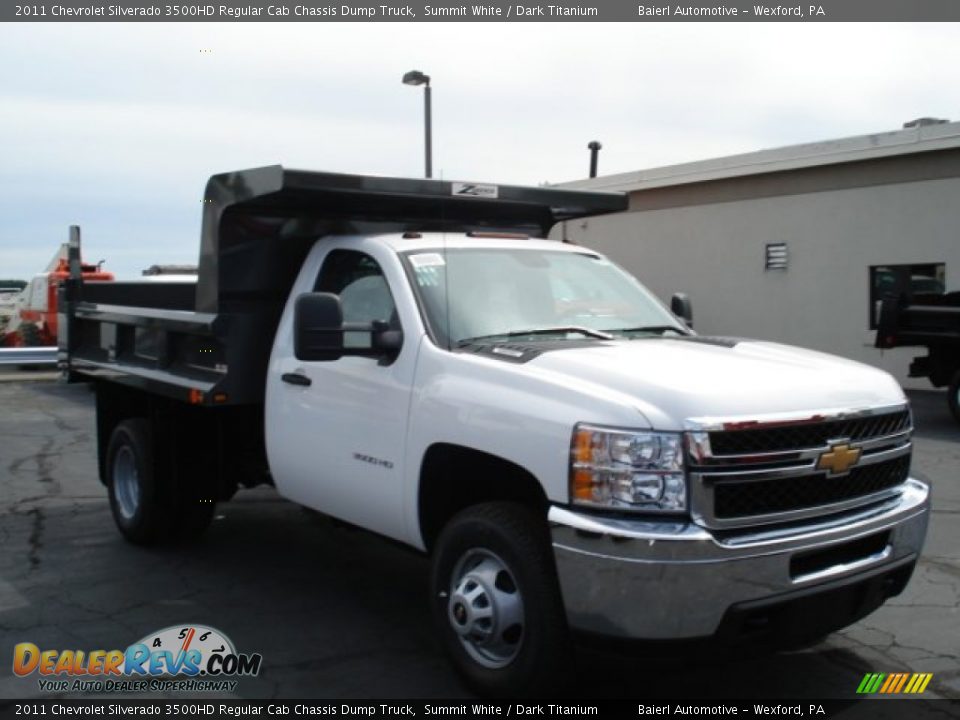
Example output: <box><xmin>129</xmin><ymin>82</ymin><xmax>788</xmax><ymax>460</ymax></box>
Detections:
<box><xmin>561</xmin><ymin>176</ymin><xmax>960</xmax><ymax>389</ymax></box>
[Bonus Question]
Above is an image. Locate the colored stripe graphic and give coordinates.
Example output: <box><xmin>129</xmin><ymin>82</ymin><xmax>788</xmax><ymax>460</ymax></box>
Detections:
<box><xmin>858</xmin><ymin>672</ymin><xmax>932</xmax><ymax>694</ymax></box>
<box><xmin>907</xmin><ymin>673</ymin><xmax>933</xmax><ymax>694</ymax></box>
<box><xmin>892</xmin><ymin>673</ymin><xmax>910</xmax><ymax>693</ymax></box>
<box><xmin>856</xmin><ymin>673</ymin><xmax>884</xmax><ymax>693</ymax></box>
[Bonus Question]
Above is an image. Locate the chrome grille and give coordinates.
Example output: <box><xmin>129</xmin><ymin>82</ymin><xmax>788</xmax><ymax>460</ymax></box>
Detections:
<box><xmin>686</xmin><ymin>405</ymin><xmax>913</xmax><ymax>529</ymax></box>
<box><xmin>708</xmin><ymin>410</ymin><xmax>911</xmax><ymax>455</ymax></box>
<box><xmin>713</xmin><ymin>455</ymin><xmax>910</xmax><ymax>519</ymax></box>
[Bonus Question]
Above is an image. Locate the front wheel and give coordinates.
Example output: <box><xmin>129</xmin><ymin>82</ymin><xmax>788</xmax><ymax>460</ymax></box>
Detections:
<box><xmin>430</xmin><ymin>502</ymin><xmax>571</xmax><ymax>696</ymax></box>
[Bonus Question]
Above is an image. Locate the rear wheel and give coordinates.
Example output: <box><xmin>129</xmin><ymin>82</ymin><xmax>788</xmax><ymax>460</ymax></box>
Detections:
<box><xmin>948</xmin><ymin>370</ymin><xmax>960</xmax><ymax>424</ymax></box>
<box><xmin>106</xmin><ymin>418</ymin><xmax>215</xmax><ymax>545</ymax></box>
<box><xmin>430</xmin><ymin>502</ymin><xmax>570</xmax><ymax>696</ymax></box>
<box><xmin>106</xmin><ymin>419</ymin><xmax>163</xmax><ymax>545</ymax></box>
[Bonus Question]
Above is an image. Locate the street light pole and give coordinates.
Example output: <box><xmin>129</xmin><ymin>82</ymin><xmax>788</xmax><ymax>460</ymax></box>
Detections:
<box><xmin>402</xmin><ymin>69</ymin><xmax>433</xmax><ymax>179</ymax></box>
<box><xmin>424</xmin><ymin>82</ymin><xmax>432</xmax><ymax>179</ymax></box>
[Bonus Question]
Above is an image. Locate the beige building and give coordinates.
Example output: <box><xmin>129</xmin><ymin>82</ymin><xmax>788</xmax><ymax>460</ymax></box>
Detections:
<box><xmin>557</xmin><ymin>120</ymin><xmax>960</xmax><ymax>389</ymax></box>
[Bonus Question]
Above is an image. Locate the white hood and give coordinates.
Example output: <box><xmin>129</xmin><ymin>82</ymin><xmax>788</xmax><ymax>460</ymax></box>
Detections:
<box><xmin>526</xmin><ymin>337</ymin><xmax>906</xmax><ymax>430</ymax></box>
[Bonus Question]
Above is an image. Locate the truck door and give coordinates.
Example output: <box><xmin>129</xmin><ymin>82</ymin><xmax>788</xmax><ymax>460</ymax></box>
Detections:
<box><xmin>267</xmin><ymin>248</ymin><xmax>414</xmax><ymax>542</ymax></box>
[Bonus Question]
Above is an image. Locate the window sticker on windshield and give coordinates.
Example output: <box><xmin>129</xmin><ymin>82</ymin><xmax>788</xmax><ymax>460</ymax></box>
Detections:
<box><xmin>415</xmin><ymin>266</ymin><xmax>440</xmax><ymax>287</ymax></box>
<box><xmin>409</xmin><ymin>252</ymin><xmax>446</xmax><ymax>268</ymax></box>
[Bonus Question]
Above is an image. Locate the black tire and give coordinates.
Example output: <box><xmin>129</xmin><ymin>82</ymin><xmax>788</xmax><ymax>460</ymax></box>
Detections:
<box><xmin>430</xmin><ymin>502</ymin><xmax>571</xmax><ymax>697</ymax></box>
<box><xmin>105</xmin><ymin>418</ymin><xmax>215</xmax><ymax>545</ymax></box>
<box><xmin>18</xmin><ymin>323</ymin><xmax>43</xmax><ymax>347</ymax></box>
<box><xmin>949</xmin><ymin>370</ymin><xmax>960</xmax><ymax>425</ymax></box>
<box><xmin>106</xmin><ymin>419</ymin><xmax>165</xmax><ymax>545</ymax></box>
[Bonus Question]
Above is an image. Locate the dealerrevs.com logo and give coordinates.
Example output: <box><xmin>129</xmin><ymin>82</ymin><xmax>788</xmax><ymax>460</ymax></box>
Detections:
<box><xmin>13</xmin><ymin>624</ymin><xmax>262</xmax><ymax>693</ymax></box>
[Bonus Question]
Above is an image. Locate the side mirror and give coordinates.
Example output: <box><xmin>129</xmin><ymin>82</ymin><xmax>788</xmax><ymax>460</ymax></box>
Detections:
<box><xmin>671</xmin><ymin>293</ymin><xmax>693</xmax><ymax>329</ymax></box>
<box><xmin>294</xmin><ymin>292</ymin><xmax>345</xmax><ymax>362</ymax></box>
<box><xmin>371</xmin><ymin>322</ymin><xmax>404</xmax><ymax>353</ymax></box>
<box><xmin>294</xmin><ymin>292</ymin><xmax>403</xmax><ymax>363</ymax></box>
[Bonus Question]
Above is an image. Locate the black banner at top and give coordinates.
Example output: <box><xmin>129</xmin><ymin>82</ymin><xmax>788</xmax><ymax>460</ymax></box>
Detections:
<box><xmin>5</xmin><ymin>0</ymin><xmax>960</xmax><ymax>22</ymax></box>
<box><xmin>0</xmin><ymin>699</ymin><xmax>958</xmax><ymax>720</ymax></box>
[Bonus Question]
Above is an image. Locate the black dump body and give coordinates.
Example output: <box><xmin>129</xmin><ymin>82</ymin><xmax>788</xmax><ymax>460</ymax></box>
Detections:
<box><xmin>875</xmin><ymin>289</ymin><xmax>960</xmax><ymax>388</ymax></box>
<box><xmin>61</xmin><ymin>165</ymin><xmax>626</xmax><ymax>406</ymax></box>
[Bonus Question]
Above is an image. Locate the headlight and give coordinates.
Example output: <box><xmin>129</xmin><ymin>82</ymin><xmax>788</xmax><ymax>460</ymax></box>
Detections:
<box><xmin>570</xmin><ymin>424</ymin><xmax>686</xmax><ymax>512</ymax></box>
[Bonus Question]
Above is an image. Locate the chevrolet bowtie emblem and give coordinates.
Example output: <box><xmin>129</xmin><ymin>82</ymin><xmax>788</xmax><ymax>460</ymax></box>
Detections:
<box><xmin>817</xmin><ymin>441</ymin><xmax>862</xmax><ymax>476</ymax></box>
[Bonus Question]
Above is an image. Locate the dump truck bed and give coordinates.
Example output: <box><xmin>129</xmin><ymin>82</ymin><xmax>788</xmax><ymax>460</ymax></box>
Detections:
<box><xmin>61</xmin><ymin>165</ymin><xmax>627</xmax><ymax>406</ymax></box>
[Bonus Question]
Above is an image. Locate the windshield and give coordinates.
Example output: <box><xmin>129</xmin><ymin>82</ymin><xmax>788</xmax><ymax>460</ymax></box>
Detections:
<box><xmin>402</xmin><ymin>247</ymin><xmax>686</xmax><ymax>347</ymax></box>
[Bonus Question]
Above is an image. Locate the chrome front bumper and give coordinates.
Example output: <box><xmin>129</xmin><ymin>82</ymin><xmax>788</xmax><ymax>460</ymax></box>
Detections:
<box><xmin>549</xmin><ymin>478</ymin><xmax>930</xmax><ymax>640</ymax></box>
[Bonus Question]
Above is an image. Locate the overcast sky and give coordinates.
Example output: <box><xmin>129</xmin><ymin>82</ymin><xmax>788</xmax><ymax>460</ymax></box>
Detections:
<box><xmin>1</xmin><ymin>22</ymin><xmax>958</xmax><ymax>279</ymax></box>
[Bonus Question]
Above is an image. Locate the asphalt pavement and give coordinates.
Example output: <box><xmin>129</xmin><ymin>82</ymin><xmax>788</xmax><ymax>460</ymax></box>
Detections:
<box><xmin>0</xmin><ymin>379</ymin><xmax>957</xmax><ymax>701</ymax></box>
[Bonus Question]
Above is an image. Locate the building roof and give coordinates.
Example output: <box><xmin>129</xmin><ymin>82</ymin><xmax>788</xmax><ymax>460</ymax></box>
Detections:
<box><xmin>559</xmin><ymin>120</ymin><xmax>960</xmax><ymax>193</ymax></box>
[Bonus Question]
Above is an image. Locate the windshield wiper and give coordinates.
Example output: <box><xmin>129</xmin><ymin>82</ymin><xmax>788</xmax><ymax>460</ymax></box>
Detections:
<box><xmin>610</xmin><ymin>325</ymin><xmax>688</xmax><ymax>336</ymax></box>
<box><xmin>458</xmin><ymin>326</ymin><xmax>614</xmax><ymax>346</ymax></box>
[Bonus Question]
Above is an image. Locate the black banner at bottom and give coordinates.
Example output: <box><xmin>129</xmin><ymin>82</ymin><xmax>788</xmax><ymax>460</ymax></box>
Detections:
<box><xmin>0</xmin><ymin>699</ymin><xmax>957</xmax><ymax>720</ymax></box>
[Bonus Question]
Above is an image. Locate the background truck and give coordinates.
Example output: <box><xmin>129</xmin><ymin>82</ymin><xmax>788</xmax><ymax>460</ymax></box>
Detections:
<box><xmin>876</xmin><ymin>286</ymin><xmax>960</xmax><ymax>423</ymax></box>
<box><xmin>62</xmin><ymin>166</ymin><xmax>930</xmax><ymax>695</ymax></box>
<box><xmin>2</xmin><ymin>243</ymin><xmax>113</xmax><ymax>348</ymax></box>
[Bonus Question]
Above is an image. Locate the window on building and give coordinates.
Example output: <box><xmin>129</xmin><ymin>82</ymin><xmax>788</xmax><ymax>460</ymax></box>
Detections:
<box><xmin>868</xmin><ymin>262</ymin><xmax>946</xmax><ymax>329</ymax></box>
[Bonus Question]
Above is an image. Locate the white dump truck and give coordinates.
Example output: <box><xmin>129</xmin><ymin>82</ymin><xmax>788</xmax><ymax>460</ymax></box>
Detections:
<box><xmin>62</xmin><ymin>166</ymin><xmax>929</xmax><ymax>695</ymax></box>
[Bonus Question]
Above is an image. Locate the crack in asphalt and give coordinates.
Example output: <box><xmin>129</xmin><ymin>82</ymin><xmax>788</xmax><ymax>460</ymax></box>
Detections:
<box><xmin>921</xmin><ymin>558</ymin><xmax>960</xmax><ymax>581</ymax></box>
<box><xmin>27</xmin><ymin>506</ymin><xmax>44</xmax><ymax>570</ymax></box>
<box><xmin>8</xmin><ymin>435</ymin><xmax>59</xmax><ymax>480</ymax></box>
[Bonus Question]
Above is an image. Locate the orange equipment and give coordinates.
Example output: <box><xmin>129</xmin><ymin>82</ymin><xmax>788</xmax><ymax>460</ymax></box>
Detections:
<box><xmin>2</xmin><ymin>252</ymin><xmax>113</xmax><ymax>347</ymax></box>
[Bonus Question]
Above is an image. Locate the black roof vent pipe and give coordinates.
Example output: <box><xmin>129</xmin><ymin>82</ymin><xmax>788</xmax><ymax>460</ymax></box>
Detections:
<box><xmin>588</xmin><ymin>140</ymin><xmax>602</xmax><ymax>178</ymax></box>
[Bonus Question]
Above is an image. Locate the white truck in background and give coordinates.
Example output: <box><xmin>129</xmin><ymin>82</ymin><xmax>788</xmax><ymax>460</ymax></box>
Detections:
<box><xmin>61</xmin><ymin>166</ymin><xmax>930</xmax><ymax>695</ymax></box>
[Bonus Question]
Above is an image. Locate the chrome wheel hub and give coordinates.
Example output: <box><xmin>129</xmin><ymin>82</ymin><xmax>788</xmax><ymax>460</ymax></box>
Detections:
<box><xmin>447</xmin><ymin>549</ymin><xmax>525</xmax><ymax>669</ymax></box>
<box><xmin>113</xmin><ymin>446</ymin><xmax>140</xmax><ymax>521</ymax></box>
